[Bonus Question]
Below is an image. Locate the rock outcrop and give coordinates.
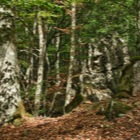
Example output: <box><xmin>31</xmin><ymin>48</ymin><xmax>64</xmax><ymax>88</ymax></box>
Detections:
<box><xmin>79</xmin><ymin>33</ymin><xmax>131</xmax><ymax>101</ymax></box>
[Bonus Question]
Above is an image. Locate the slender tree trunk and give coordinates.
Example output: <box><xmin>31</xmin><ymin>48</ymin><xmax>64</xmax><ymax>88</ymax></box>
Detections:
<box><xmin>64</xmin><ymin>1</ymin><xmax>76</xmax><ymax>113</ymax></box>
<box><xmin>0</xmin><ymin>7</ymin><xmax>21</xmax><ymax>123</ymax></box>
<box><xmin>47</xmin><ymin>33</ymin><xmax>61</xmax><ymax>116</ymax></box>
<box><xmin>42</xmin><ymin>49</ymin><xmax>50</xmax><ymax>117</ymax></box>
<box><xmin>25</xmin><ymin>18</ymin><xmax>37</xmax><ymax>88</ymax></box>
<box><xmin>34</xmin><ymin>14</ymin><xmax>46</xmax><ymax>116</ymax></box>
<box><xmin>55</xmin><ymin>33</ymin><xmax>61</xmax><ymax>86</ymax></box>
<box><xmin>79</xmin><ymin>60</ymin><xmax>87</xmax><ymax>97</ymax></box>
<box><xmin>136</xmin><ymin>0</ymin><xmax>140</xmax><ymax>55</ymax></box>
<box><xmin>23</xmin><ymin>17</ymin><xmax>37</xmax><ymax>114</ymax></box>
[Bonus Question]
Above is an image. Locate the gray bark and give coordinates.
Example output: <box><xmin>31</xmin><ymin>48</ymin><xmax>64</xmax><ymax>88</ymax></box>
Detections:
<box><xmin>47</xmin><ymin>33</ymin><xmax>61</xmax><ymax>116</ymax></box>
<box><xmin>55</xmin><ymin>33</ymin><xmax>61</xmax><ymax>86</ymax></box>
<box><xmin>24</xmin><ymin>18</ymin><xmax>37</xmax><ymax>88</ymax></box>
<box><xmin>64</xmin><ymin>1</ymin><xmax>76</xmax><ymax>112</ymax></box>
<box><xmin>0</xmin><ymin>7</ymin><xmax>21</xmax><ymax>123</ymax></box>
<box><xmin>34</xmin><ymin>14</ymin><xmax>46</xmax><ymax>116</ymax></box>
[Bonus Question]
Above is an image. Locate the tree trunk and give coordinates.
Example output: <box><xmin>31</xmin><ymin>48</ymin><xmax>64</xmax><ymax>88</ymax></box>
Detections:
<box><xmin>0</xmin><ymin>6</ymin><xmax>21</xmax><ymax>124</ymax></box>
<box><xmin>24</xmin><ymin>18</ymin><xmax>37</xmax><ymax>89</ymax></box>
<box><xmin>34</xmin><ymin>14</ymin><xmax>46</xmax><ymax>116</ymax></box>
<box><xmin>64</xmin><ymin>1</ymin><xmax>76</xmax><ymax>113</ymax></box>
<box><xmin>55</xmin><ymin>33</ymin><xmax>61</xmax><ymax>86</ymax></box>
<box><xmin>47</xmin><ymin>33</ymin><xmax>61</xmax><ymax>116</ymax></box>
<box><xmin>136</xmin><ymin>0</ymin><xmax>140</xmax><ymax>55</ymax></box>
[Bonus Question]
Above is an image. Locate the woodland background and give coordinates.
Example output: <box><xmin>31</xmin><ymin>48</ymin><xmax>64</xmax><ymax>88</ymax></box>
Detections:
<box><xmin>0</xmin><ymin>0</ymin><xmax>140</xmax><ymax>126</ymax></box>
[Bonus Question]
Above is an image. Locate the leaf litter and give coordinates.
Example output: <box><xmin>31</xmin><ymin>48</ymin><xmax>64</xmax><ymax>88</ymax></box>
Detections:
<box><xmin>0</xmin><ymin>93</ymin><xmax>140</xmax><ymax>140</ymax></box>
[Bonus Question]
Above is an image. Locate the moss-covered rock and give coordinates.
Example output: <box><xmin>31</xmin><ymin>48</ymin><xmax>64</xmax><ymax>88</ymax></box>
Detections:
<box><xmin>119</xmin><ymin>56</ymin><xmax>140</xmax><ymax>95</ymax></box>
<box><xmin>119</xmin><ymin>65</ymin><xmax>133</xmax><ymax>94</ymax></box>
<box><xmin>105</xmin><ymin>100</ymin><xmax>132</xmax><ymax>120</ymax></box>
<box><xmin>95</xmin><ymin>100</ymin><xmax>132</xmax><ymax>120</ymax></box>
<box><xmin>13</xmin><ymin>118</ymin><xmax>25</xmax><ymax>126</ymax></box>
<box><xmin>65</xmin><ymin>93</ymin><xmax>84</xmax><ymax>113</ymax></box>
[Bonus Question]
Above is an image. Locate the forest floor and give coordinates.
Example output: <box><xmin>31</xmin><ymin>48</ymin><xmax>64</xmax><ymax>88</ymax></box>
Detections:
<box><xmin>0</xmin><ymin>93</ymin><xmax>140</xmax><ymax>140</ymax></box>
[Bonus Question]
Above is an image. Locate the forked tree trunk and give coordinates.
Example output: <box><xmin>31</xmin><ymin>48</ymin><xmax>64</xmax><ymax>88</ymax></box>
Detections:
<box><xmin>0</xmin><ymin>6</ymin><xmax>21</xmax><ymax>124</ymax></box>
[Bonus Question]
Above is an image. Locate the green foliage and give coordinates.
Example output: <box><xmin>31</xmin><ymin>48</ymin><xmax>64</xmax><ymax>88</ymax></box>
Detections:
<box><xmin>19</xmin><ymin>60</ymin><xmax>29</xmax><ymax>69</ymax></box>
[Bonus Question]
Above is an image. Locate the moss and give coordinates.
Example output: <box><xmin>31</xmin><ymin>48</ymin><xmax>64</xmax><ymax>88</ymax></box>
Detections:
<box><xmin>91</xmin><ymin>100</ymin><xmax>109</xmax><ymax>110</ymax></box>
<box><xmin>115</xmin><ymin>92</ymin><xmax>130</xmax><ymax>99</ymax></box>
<box><xmin>105</xmin><ymin>100</ymin><xmax>132</xmax><ymax>120</ymax></box>
<box><xmin>121</xmin><ymin>63</ymin><xmax>131</xmax><ymax>76</ymax></box>
<box><xmin>121</xmin><ymin>56</ymin><xmax>140</xmax><ymax>77</ymax></box>
<box><xmin>131</xmin><ymin>56</ymin><xmax>140</xmax><ymax>64</ymax></box>
<box><xmin>119</xmin><ymin>56</ymin><xmax>140</xmax><ymax>95</ymax></box>
<box><xmin>13</xmin><ymin>118</ymin><xmax>25</xmax><ymax>126</ymax></box>
<box><xmin>91</xmin><ymin>102</ymin><xmax>102</xmax><ymax>110</ymax></box>
<box><xmin>119</xmin><ymin>64</ymin><xmax>133</xmax><ymax>94</ymax></box>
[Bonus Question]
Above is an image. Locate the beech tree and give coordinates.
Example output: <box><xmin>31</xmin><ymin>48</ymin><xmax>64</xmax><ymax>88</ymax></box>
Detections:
<box><xmin>0</xmin><ymin>6</ymin><xmax>21</xmax><ymax>123</ymax></box>
<box><xmin>64</xmin><ymin>0</ymin><xmax>76</xmax><ymax>113</ymax></box>
<box><xmin>34</xmin><ymin>12</ymin><xmax>46</xmax><ymax>116</ymax></box>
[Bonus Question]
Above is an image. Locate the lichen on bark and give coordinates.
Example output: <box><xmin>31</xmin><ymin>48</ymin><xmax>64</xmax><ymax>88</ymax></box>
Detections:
<box><xmin>0</xmin><ymin>6</ymin><xmax>22</xmax><ymax>124</ymax></box>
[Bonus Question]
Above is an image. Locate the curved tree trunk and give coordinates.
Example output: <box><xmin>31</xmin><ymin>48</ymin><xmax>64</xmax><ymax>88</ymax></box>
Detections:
<box><xmin>0</xmin><ymin>6</ymin><xmax>21</xmax><ymax>124</ymax></box>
